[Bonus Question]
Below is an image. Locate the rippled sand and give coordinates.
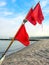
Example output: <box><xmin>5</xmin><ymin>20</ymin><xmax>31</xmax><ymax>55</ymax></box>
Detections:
<box><xmin>2</xmin><ymin>39</ymin><xmax>49</xmax><ymax>65</ymax></box>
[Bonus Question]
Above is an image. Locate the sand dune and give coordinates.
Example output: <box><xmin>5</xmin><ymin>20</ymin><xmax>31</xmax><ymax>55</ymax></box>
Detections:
<box><xmin>2</xmin><ymin>39</ymin><xmax>49</xmax><ymax>65</ymax></box>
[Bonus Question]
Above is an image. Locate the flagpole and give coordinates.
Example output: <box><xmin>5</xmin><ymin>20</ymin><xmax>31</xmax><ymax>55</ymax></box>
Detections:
<box><xmin>0</xmin><ymin>38</ymin><xmax>14</xmax><ymax>59</ymax></box>
<box><xmin>0</xmin><ymin>19</ymin><xmax>27</xmax><ymax>60</ymax></box>
<box><xmin>0</xmin><ymin>38</ymin><xmax>15</xmax><ymax>65</ymax></box>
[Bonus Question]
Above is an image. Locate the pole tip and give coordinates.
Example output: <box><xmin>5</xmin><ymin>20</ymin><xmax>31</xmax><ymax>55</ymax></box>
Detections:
<box><xmin>0</xmin><ymin>55</ymin><xmax>5</xmax><ymax>65</ymax></box>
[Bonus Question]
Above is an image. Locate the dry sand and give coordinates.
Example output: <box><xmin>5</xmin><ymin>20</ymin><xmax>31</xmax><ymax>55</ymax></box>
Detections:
<box><xmin>2</xmin><ymin>39</ymin><xmax>49</xmax><ymax>65</ymax></box>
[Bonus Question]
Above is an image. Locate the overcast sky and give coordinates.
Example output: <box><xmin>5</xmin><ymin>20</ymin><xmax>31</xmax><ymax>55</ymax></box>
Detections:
<box><xmin>0</xmin><ymin>0</ymin><xmax>49</xmax><ymax>37</ymax></box>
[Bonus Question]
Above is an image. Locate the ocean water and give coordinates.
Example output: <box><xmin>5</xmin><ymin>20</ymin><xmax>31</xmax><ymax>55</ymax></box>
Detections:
<box><xmin>0</xmin><ymin>40</ymin><xmax>35</xmax><ymax>58</ymax></box>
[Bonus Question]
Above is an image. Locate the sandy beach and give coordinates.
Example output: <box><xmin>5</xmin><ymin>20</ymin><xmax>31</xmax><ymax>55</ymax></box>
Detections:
<box><xmin>2</xmin><ymin>39</ymin><xmax>49</xmax><ymax>65</ymax></box>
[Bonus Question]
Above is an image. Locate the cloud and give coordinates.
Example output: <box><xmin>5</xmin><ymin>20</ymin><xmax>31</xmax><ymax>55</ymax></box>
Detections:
<box><xmin>12</xmin><ymin>0</ymin><xmax>16</xmax><ymax>3</ymax></box>
<box><xmin>0</xmin><ymin>11</ymin><xmax>14</xmax><ymax>16</ymax></box>
<box><xmin>0</xmin><ymin>12</ymin><xmax>49</xmax><ymax>37</ymax></box>
<box><xmin>43</xmin><ymin>8</ymin><xmax>49</xmax><ymax>16</ymax></box>
<box><xmin>0</xmin><ymin>13</ymin><xmax>25</xmax><ymax>37</ymax></box>
<box><xmin>0</xmin><ymin>14</ymin><xmax>49</xmax><ymax>37</ymax></box>
<box><xmin>0</xmin><ymin>1</ymin><xmax>6</xmax><ymax>7</ymax></box>
<box><xmin>3</xmin><ymin>11</ymin><xmax>13</xmax><ymax>16</ymax></box>
<box><xmin>25</xmin><ymin>22</ymin><xmax>49</xmax><ymax>37</ymax></box>
<box><xmin>41</xmin><ymin>0</ymin><xmax>48</xmax><ymax>8</ymax></box>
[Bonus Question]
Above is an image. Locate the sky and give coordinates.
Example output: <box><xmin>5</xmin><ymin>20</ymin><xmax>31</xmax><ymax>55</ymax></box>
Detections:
<box><xmin>0</xmin><ymin>0</ymin><xmax>49</xmax><ymax>37</ymax></box>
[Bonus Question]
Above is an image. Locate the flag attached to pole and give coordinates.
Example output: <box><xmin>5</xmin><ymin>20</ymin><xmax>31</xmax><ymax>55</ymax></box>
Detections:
<box><xmin>26</xmin><ymin>8</ymin><xmax>36</xmax><ymax>25</ymax></box>
<box><xmin>14</xmin><ymin>24</ymin><xmax>30</xmax><ymax>46</ymax></box>
<box><xmin>32</xmin><ymin>2</ymin><xmax>44</xmax><ymax>24</ymax></box>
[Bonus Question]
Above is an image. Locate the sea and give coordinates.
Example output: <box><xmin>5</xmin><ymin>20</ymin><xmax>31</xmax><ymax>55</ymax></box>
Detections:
<box><xmin>0</xmin><ymin>40</ymin><xmax>35</xmax><ymax>58</ymax></box>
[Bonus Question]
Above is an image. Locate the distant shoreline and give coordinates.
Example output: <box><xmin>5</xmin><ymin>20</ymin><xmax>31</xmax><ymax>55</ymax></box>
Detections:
<box><xmin>0</xmin><ymin>36</ymin><xmax>49</xmax><ymax>41</ymax></box>
<box><xmin>0</xmin><ymin>39</ymin><xmax>39</xmax><ymax>41</ymax></box>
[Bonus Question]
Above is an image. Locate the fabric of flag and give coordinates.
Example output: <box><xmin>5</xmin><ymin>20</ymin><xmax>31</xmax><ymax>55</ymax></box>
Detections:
<box><xmin>26</xmin><ymin>8</ymin><xmax>36</xmax><ymax>25</ymax></box>
<box><xmin>32</xmin><ymin>2</ymin><xmax>44</xmax><ymax>24</ymax></box>
<box><xmin>14</xmin><ymin>24</ymin><xmax>30</xmax><ymax>46</ymax></box>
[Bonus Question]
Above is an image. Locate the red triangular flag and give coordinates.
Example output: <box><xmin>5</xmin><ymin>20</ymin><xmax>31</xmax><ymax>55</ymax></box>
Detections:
<box><xmin>32</xmin><ymin>2</ymin><xmax>44</xmax><ymax>24</ymax></box>
<box><xmin>14</xmin><ymin>24</ymin><xmax>30</xmax><ymax>46</ymax></box>
<box><xmin>26</xmin><ymin>8</ymin><xmax>36</xmax><ymax>25</ymax></box>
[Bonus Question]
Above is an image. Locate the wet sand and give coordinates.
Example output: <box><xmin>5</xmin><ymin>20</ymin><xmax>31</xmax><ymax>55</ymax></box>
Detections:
<box><xmin>2</xmin><ymin>39</ymin><xmax>49</xmax><ymax>65</ymax></box>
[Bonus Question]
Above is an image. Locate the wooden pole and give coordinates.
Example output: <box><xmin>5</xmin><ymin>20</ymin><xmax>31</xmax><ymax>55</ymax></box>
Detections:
<box><xmin>0</xmin><ymin>38</ymin><xmax>14</xmax><ymax>59</ymax></box>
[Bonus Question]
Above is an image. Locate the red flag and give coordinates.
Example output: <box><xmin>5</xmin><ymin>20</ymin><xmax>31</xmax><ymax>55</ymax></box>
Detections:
<box><xmin>32</xmin><ymin>2</ymin><xmax>44</xmax><ymax>24</ymax></box>
<box><xmin>26</xmin><ymin>8</ymin><xmax>36</xmax><ymax>25</ymax></box>
<box><xmin>14</xmin><ymin>24</ymin><xmax>30</xmax><ymax>46</ymax></box>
